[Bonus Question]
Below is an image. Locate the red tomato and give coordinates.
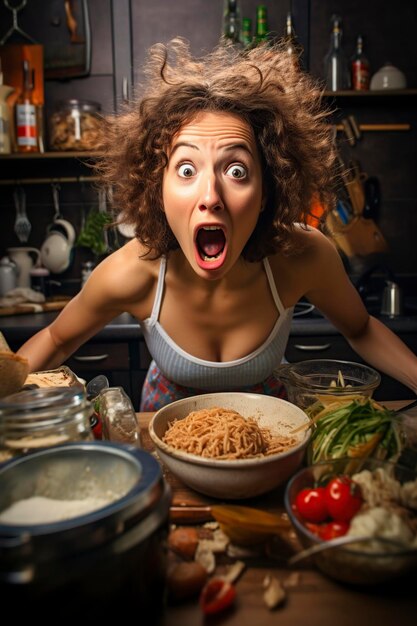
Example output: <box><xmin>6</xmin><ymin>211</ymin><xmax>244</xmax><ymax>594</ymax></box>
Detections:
<box><xmin>305</xmin><ymin>522</ymin><xmax>323</xmax><ymax>537</ymax></box>
<box><xmin>320</xmin><ymin>520</ymin><xmax>350</xmax><ymax>540</ymax></box>
<box><xmin>295</xmin><ymin>487</ymin><xmax>328</xmax><ymax>523</ymax></box>
<box><xmin>324</xmin><ymin>476</ymin><xmax>363</xmax><ymax>522</ymax></box>
<box><xmin>90</xmin><ymin>411</ymin><xmax>103</xmax><ymax>440</ymax></box>
<box><xmin>199</xmin><ymin>578</ymin><xmax>236</xmax><ymax>615</ymax></box>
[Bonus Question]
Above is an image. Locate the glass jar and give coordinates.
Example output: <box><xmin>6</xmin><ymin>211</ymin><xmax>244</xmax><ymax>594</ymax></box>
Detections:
<box><xmin>0</xmin><ymin>387</ymin><xmax>94</xmax><ymax>463</ymax></box>
<box><xmin>49</xmin><ymin>99</ymin><xmax>101</xmax><ymax>151</ymax></box>
<box><xmin>98</xmin><ymin>387</ymin><xmax>141</xmax><ymax>447</ymax></box>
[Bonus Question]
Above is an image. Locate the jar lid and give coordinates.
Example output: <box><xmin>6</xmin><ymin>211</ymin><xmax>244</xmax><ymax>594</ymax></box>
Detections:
<box><xmin>55</xmin><ymin>99</ymin><xmax>101</xmax><ymax>112</ymax></box>
<box><xmin>0</xmin><ymin>387</ymin><xmax>86</xmax><ymax>412</ymax></box>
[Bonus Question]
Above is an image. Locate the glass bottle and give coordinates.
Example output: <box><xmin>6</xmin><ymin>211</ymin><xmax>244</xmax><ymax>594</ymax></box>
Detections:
<box><xmin>255</xmin><ymin>5</ymin><xmax>269</xmax><ymax>44</ymax></box>
<box><xmin>324</xmin><ymin>15</ymin><xmax>350</xmax><ymax>91</ymax></box>
<box><xmin>222</xmin><ymin>0</ymin><xmax>242</xmax><ymax>46</ymax></box>
<box><xmin>351</xmin><ymin>35</ymin><xmax>370</xmax><ymax>91</ymax></box>
<box><xmin>16</xmin><ymin>60</ymin><xmax>38</xmax><ymax>153</ymax></box>
<box><xmin>283</xmin><ymin>11</ymin><xmax>303</xmax><ymax>66</ymax></box>
<box><xmin>241</xmin><ymin>17</ymin><xmax>254</xmax><ymax>49</ymax></box>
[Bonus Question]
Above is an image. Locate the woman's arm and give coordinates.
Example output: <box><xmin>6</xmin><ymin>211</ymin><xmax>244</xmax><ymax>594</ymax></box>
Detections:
<box><xmin>17</xmin><ymin>241</ymin><xmax>155</xmax><ymax>372</ymax></box>
<box><xmin>298</xmin><ymin>229</ymin><xmax>417</xmax><ymax>394</ymax></box>
<box><xmin>346</xmin><ymin>315</ymin><xmax>417</xmax><ymax>394</ymax></box>
<box><xmin>17</xmin><ymin>291</ymin><xmax>121</xmax><ymax>371</ymax></box>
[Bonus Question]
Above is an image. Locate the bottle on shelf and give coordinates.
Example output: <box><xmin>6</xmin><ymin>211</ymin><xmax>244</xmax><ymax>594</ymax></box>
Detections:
<box><xmin>255</xmin><ymin>5</ymin><xmax>269</xmax><ymax>45</ymax></box>
<box><xmin>241</xmin><ymin>17</ymin><xmax>254</xmax><ymax>49</ymax></box>
<box><xmin>0</xmin><ymin>59</ymin><xmax>14</xmax><ymax>155</ymax></box>
<box><xmin>16</xmin><ymin>60</ymin><xmax>38</xmax><ymax>153</ymax></box>
<box><xmin>351</xmin><ymin>35</ymin><xmax>370</xmax><ymax>91</ymax></box>
<box><xmin>324</xmin><ymin>15</ymin><xmax>351</xmax><ymax>91</ymax></box>
<box><xmin>283</xmin><ymin>11</ymin><xmax>303</xmax><ymax>65</ymax></box>
<box><xmin>222</xmin><ymin>0</ymin><xmax>242</xmax><ymax>47</ymax></box>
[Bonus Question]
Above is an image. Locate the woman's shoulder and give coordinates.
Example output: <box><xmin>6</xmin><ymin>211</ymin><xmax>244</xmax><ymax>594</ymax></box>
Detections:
<box><xmin>84</xmin><ymin>239</ymin><xmax>161</xmax><ymax>304</ymax></box>
<box><xmin>266</xmin><ymin>225</ymin><xmax>341</xmax><ymax>304</ymax></box>
<box><xmin>270</xmin><ymin>225</ymin><xmax>338</xmax><ymax>267</ymax></box>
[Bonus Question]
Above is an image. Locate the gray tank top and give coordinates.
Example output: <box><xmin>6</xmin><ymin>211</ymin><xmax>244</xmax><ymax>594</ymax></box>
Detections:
<box><xmin>141</xmin><ymin>257</ymin><xmax>293</xmax><ymax>390</ymax></box>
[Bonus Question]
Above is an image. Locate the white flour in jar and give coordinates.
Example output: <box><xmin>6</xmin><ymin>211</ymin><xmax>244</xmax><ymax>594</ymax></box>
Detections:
<box><xmin>0</xmin><ymin>494</ymin><xmax>115</xmax><ymax>525</ymax></box>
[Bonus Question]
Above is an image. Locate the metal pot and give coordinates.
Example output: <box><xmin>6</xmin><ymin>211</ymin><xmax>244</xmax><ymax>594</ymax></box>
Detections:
<box><xmin>380</xmin><ymin>280</ymin><xmax>404</xmax><ymax>317</ymax></box>
<box><xmin>0</xmin><ymin>442</ymin><xmax>171</xmax><ymax>619</ymax></box>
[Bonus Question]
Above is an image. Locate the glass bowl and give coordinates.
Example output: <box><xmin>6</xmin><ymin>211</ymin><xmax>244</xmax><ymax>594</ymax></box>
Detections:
<box><xmin>274</xmin><ymin>359</ymin><xmax>381</xmax><ymax>412</ymax></box>
<box><xmin>284</xmin><ymin>457</ymin><xmax>417</xmax><ymax>585</ymax></box>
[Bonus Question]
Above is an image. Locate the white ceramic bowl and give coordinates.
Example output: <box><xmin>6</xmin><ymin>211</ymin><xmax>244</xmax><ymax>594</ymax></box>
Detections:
<box><xmin>370</xmin><ymin>63</ymin><xmax>407</xmax><ymax>90</ymax></box>
<box><xmin>149</xmin><ymin>393</ymin><xmax>311</xmax><ymax>499</ymax></box>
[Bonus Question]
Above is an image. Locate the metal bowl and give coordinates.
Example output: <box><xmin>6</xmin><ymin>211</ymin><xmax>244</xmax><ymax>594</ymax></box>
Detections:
<box><xmin>149</xmin><ymin>392</ymin><xmax>311</xmax><ymax>499</ymax></box>
<box><xmin>285</xmin><ymin>457</ymin><xmax>417</xmax><ymax>585</ymax></box>
<box><xmin>0</xmin><ymin>442</ymin><xmax>171</xmax><ymax>617</ymax></box>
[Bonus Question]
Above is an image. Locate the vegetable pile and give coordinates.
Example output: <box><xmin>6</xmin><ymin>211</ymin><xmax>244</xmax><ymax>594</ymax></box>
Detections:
<box><xmin>294</xmin><ymin>474</ymin><xmax>364</xmax><ymax>540</ymax></box>
<box><xmin>306</xmin><ymin>396</ymin><xmax>402</xmax><ymax>464</ymax></box>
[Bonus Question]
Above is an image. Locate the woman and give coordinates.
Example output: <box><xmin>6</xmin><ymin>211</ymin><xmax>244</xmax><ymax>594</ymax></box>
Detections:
<box><xmin>17</xmin><ymin>39</ymin><xmax>417</xmax><ymax>409</ymax></box>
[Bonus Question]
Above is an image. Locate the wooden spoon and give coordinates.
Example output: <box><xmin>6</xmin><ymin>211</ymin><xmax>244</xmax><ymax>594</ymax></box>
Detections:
<box><xmin>211</xmin><ymin>504</ymin><xmax>291</xmax><ymax>546</ymax></box>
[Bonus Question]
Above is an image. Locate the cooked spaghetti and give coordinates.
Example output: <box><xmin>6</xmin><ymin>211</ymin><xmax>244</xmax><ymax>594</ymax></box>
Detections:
<box><xmin>162</xmin><ymin>407</ymin><xmax>298</xmax><ymax>460</ymax></box>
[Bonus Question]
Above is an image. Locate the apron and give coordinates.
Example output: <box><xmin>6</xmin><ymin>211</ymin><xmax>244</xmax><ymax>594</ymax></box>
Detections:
<box><xmin>140</xmin><ymin>360</ymin><xmax>287</xmax><ymax>411</ymax></box>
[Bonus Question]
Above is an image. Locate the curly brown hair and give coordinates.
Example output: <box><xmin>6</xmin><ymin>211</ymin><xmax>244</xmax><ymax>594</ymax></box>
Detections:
<box><xmin>95</xmin><ymin>38</ymin><xmax>336</xmax><ymax>260</ymax></box>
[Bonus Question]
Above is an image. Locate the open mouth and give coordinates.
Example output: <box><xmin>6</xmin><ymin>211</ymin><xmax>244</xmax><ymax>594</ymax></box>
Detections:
<box><xmin>195</xmin><ymin>226</ymin><xmax>226</xmax><ymax>263</ymax></box>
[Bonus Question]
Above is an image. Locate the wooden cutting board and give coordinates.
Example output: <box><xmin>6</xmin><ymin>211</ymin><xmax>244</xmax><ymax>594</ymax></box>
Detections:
<box><xmin>0</xmin><ymin>298</ymin><xmax>71</xmax><ymax>316</ymax></box>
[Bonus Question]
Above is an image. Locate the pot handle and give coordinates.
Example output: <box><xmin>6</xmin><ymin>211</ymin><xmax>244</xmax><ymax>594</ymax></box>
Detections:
<box><xmin>51</xmin><ymin>219</ymin><xmax>76</xmax><ymax>246</ymax></box>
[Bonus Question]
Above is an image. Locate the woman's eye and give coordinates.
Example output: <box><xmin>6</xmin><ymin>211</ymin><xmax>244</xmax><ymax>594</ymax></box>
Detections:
<box><xmin>225</xmin><ymin>164</ymin><xmax>247</xmax><ymax>179</ymax></box>
<box><xmin>177</xmin><ymin>163</ymin><xmax>196</xmax><ymax>178</ymax></box>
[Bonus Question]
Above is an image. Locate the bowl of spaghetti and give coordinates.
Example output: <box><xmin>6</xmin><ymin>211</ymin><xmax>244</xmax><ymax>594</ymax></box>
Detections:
<box><xmin>149</xmin><ymin>393</ymin><xmax>311</xmax><ymax>499</ymax></box>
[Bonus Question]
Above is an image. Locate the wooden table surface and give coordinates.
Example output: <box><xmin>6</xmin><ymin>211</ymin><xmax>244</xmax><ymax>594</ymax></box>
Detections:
<box><xmin>137</xmin><ymin>401</ymin><xmax>417</xmax><ymax>626</ymax></box>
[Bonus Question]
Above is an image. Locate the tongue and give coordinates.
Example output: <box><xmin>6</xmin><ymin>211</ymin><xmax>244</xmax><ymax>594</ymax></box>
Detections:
<box><xmin>197</xmin><ymin>229</ymin><xmax>225</xmax><ymax>257</ymax></box>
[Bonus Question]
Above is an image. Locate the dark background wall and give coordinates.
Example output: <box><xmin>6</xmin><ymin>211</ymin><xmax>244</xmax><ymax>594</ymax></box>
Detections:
<box><xmin>0</xmin><ymin>0</ymin><xmax>416</xmax><ymax>293</ymax></box>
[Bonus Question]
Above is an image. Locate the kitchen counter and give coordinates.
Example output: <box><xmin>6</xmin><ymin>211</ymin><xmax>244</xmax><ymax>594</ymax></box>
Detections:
<box><xmin>2</xmin><ymin>307</ymin><xmax>417</xmax><ymax>345</ymax></box>
<box><xmin>3</xmin><ymin>305</ymin><xmax>417</xmax><ymax>403</ymax></box>
<box><xmin>138</xmin><ymin>401</ymin><xmax>416</xmax><ymax>626</ymax></box>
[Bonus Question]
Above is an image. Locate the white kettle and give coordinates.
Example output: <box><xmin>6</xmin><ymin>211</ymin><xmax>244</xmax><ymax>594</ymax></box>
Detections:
<box><xmin>40</xmin><ymin>219</ymin><xmax>76</xmax><ymax>274</ymax></box>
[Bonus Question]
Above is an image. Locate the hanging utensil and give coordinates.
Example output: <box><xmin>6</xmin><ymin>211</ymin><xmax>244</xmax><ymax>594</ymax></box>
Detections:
<box><xmin>13</xmin><ymin>186</ymin><xmax>31</xmax><ymax>243</ymax></box>
<box><xmin>51</xmin><ymin>183</ymin><xmax>63</xmax><ymax>220</ymax></box>
<box><xmin>0</xmin><ymin>0</ymin><xmax>37</xmax><ymax>44</ymax></box>
<box><xmin>98</xmin><ymin>187</ymin><xmax>110</xmax><ymax>252</ymax></box>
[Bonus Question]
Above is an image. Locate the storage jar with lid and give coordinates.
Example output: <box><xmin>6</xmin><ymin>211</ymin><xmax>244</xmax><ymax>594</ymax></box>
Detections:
<box><xmin>0</xmin><ymin>386</ymin><xmax>93</xmax><ymax>463</ymax></box>
<box><xmin>49</xmin><ymin>99</ymin><xmax>101</xmax><ymax>151</ymax></box>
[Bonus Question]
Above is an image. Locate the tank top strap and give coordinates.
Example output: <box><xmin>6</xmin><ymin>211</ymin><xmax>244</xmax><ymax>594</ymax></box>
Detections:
<box><xmin>149</xmin><ymin>256</ymin><xmax>167</xmax><ymax>324</ymax></box>
<box><xmin>263</xmin><ymin>257</ymin><xmax>285</xmax><ymax>314</ymax></box>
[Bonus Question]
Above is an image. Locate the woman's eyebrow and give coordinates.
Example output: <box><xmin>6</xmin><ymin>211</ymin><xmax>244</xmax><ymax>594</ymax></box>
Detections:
<box><xmin>169</xmin><ymin>141</ymin><xmax>199</xmax><ymax>157</ymax></box>
<box><xmin>223</xmin><ymin>143</ymin><xmax>254</xmax><ymax>157</ymax></box>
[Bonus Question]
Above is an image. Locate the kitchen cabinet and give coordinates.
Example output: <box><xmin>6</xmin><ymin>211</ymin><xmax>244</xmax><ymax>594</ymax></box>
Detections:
<box><xmin>66</xmin><ymin>337</ymin><xmax>151</xmax><ymax>410</ymax></box>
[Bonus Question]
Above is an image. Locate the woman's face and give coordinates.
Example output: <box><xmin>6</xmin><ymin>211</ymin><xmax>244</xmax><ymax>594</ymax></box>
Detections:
<box><xmin>162</xmin><ymin>111</ymin><xmax>263</xmax><ymax>280</ymax></box>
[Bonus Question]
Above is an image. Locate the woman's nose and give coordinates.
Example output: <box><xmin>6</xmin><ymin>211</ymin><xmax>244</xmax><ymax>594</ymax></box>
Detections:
<box><xmin>198</xmin><ymin>172</ymin><xmax>224</xmax><ymax>212</ymax></box>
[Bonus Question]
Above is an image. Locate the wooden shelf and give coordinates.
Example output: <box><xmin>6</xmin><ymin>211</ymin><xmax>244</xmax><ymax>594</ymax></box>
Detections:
<box><xmin>323</xmin><ymin>89</ymin><xmax>417</xmax><ymax>97</ymax></box>
<box><xmin>0</xmin><ymin>152</ymin><xmax>99</xmax><ymax>160</ymax></box>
